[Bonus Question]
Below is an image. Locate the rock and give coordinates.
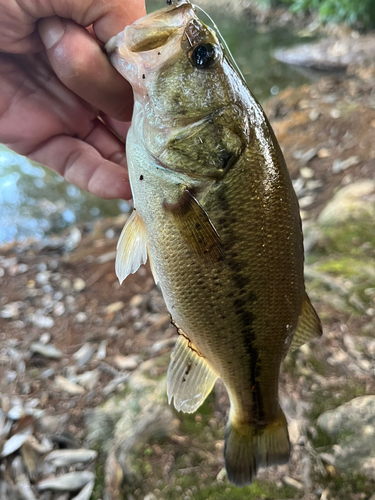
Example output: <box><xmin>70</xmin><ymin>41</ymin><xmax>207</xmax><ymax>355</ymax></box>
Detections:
<box><xmin>317</xmin><ymin>396</ymin><xmax>375</xmax><ymax>476</ymax></box>
<box><xmin>73</xmin><ymin>344</ymin><xmax>96</xmax><ymax>367</ymax></box>
<box><xmin>96</xmin><ymin>340</ymin><xmax>107</xmax><ymax>360</ymax></box>
<box><xmin>96</xmin><ymin>250</ymin><xmax>116</xmax><ymax>264</ymax></box>
<box><xmin>53</xmin><ymin>302</ymin><xmax>66</xmax><ymax>317</ymax></box>
<box><xmin>332</xmin><ymin>156</ymin><xmax>359</xmax><ymax>174</ymax></box>
<box><xmin>35</xmin><ymin>272</ymin><xmax>50</xmax><ymax>285</ymax></box>
<box><xmin>55</xmin><ymin>376</ymin><xmax>86</xmax><ymax>395</ymax></box>
<box><xmin>105</xmin><ymin>301</ymin><xmax>125</xmax><ymax>315</ymax></box>
<box><xmin>39</xmin><ymin>333</ymin><xmax>51</xmax><ymax>345</ymax></box>
<box><xmin>113</xmin><ymin>355</ymin><xmax>140</xmax><ymax>371</ymax></box>
<box><xmin>64</xmin><ymin>227</ymin><xmax>82</xmax><ymax>251</ymax></box>
<box><xmin>44</xmin><ymin>449</ymin><xmax>97</xmax><ymax>467</ymax></box>
<box><xmin>70</xmin><ymin>480</ymin><xmax>95</xmax><ymax>500</ymax></box>
<box><xmin>86</xmin><ymin>365</ymin><xmax>177</xmax><ymax>479</ymax></box>
<box><xmin>1</xmin><ymin>302</ymin><xmax>22</xmax><ymax>319</ymax></box>
<box><xmin>1</xmin><ymin>426</ymin><xmax>33</xmax><ymax>457</ymax></box>
<box><xmin>129</xmin><ymin>294</ymin><xmax>144</xmax><ymax>308</ymax></box>
<box><xmin>300</xmin><ymin>167</ymin><xmax>314</xmax><ymax>179</ymax></box>
<box><xmin>283</xmin><ymin>476</ymin><xmax>303</xmax><ymax>491</ymax></box>
<box><xmin>11</xmin><ymin>456</ymin><xmax>37</xmax><ymax>500</ymax></box>
<box><xmin>30</xmin><ymin>343</ymin><xmax>63</xmax><ymax>359</ymax></box>
<box><xmin>318</xmin><ymin>180</ymin><xmax>375</xmax><ymax>226</ymax></box>
<box><xmin>75</xmin><ymin>369</ymin><xmax>100</xmax><ymax>391</ymax></box>
<box><xmin>73</xmin><ymin>278</ymin><xmax>86</xmax><ymax>292</ymax></box>
<box><xmin>150</xmin><ymin>337</ymin><xmax>178</xmax><ymax>355</ymax></box>
<box><xmin>29</xmin><ymin>314</ymin><xmax>55</xmax><ymax>329</ymax></box>
<box><xmin>274</xmin><ymin>34</ymin><xmax>375</xmax><ymax>70</ymax></box>
<box><xmin>38</xmin><ymin>471</ymin><xmax>94</xmax><ymax>491</ymax></box>
<box><xmin>299</xmin><ymin>194</ymin><xmax>316</xmax><ymax>208</ymax></box>
<box><xmin>74</xmin><ymin>312</ymin><xmax>87</xmax><ymax>323</ymax></box>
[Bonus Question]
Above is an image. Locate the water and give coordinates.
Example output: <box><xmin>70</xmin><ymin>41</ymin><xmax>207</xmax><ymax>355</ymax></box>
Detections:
<box><xmin>0</xmin><ymin>0</ymin><xmax>315</xmax><ymax>245</ymax></box>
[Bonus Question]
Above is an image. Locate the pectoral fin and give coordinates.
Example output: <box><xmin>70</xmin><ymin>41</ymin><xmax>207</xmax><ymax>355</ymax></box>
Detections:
<box><xmin>167</xmin><ymin>333</ymin><xmax>218</xmax><ymax>413</ymax></box>
<box><xmin>164</xmin><ymin>189</ymin><xmax>224</xmax><ymax>264</ymax></box>
<box><xmin>289</xmin><ymin>293</ymin><xmax>322</xmax><ymax>351</ymax></box>
<box><xmin>115</xmin><ymin>209</ymin><xmax>148</xmax><ymax>284</ymax></box>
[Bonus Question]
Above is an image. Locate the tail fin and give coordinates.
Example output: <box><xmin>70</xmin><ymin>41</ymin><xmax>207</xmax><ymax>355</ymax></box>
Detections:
<box><xmin>224</xmin><ymin>409</ymin><xmax>290</xmax><ymax>487</ymax></box>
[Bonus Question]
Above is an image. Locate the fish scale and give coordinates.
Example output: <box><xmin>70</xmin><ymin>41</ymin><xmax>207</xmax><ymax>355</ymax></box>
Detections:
<box><xmin>106</xmin><ymin>0</ymin><xmax>322</xmax><ymax>486</ymax></box>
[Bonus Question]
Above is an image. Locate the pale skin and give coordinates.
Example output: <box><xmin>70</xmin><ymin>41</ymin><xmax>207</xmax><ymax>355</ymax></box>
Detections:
<box><xmin>0</xmin><ymin>0</ymin><xmax>146</xmax><ymax>200</ymax></box>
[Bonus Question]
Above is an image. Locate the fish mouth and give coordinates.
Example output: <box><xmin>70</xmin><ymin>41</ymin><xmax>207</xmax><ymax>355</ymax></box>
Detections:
<box><xmin>106</xmin><ymin>0</ymin><xmax>196</xmax><ymax>56</ymax></box>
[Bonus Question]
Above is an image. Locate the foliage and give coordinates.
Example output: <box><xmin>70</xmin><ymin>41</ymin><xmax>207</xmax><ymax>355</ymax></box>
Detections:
<box><xmin>259</xmin><ymin>0</ymin><xmax>375</xmax><ymax>27</ymax></box>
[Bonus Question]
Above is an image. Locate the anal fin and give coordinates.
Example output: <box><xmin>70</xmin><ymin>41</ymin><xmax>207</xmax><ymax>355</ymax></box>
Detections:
<box><xmin>290</xmin><ymin>292</ymin><xmax>322</xmax><ymax>351</ymax></box>
<box><xmin>115</xmin><ymin>209</ymin><xmax>148</xmax><ymax>285</ymax></box>
<box><xmin>167</xmin><ymin>333</ymin><xmax>218</xmax><ymax>413</ymax></box>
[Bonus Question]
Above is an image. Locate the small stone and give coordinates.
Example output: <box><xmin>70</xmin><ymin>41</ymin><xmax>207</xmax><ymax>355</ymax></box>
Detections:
<box><xmin>96</xmin><ymin>251</ymin><xmax>116</xmax><ymax>264</ymax></box>
<box><xmin>35</xmin><ymin>272</ymin><xmax>50</xmax><ymax>285</ymax></box>
<box><xmin>55</xmin><ymin>376</ymin><xmax>86</xmax><ymax>395</ymax></box>
<box><xmin>113</xmin><ymin>355</ymin><xmax>139</xmax><ymax>371</ymax></box>
<box><xmin>151</xmin><ymin>337</ymin><xmax>178</xmax><ymax>354</ymax></box>
<box><xmin>332</xmin><ymin>155</ymin><xmax>359</xmax><ymax>173</ymax></box>
<box><xmin>318</xmin><ymin>148</ymin><xmax>331</xmax><ymax>158</ymax></box>
<box><xmin>283</xmin><ymin>476</ymin><xmax>303</xmax><ymax>491</ymax></box>
<box><xmin>305</xmin><ymin>179</ymin><xmax>323</xmax><ymax>190</ymax></box>
<box><xmin>39</xmin><ymin>333</ymin><xmax>51</xmax><ymax>345</ymax></box>
<box><xmin>75</xmin><ymin>369</ymin><xmax>100</xmax><ymax>391</ymax></box>
<box><xmin>8</xmin><ymin>403</ymin><xmax>25</xmax><ymax>420</ymax></box>
<box><xmin>1</xmin><ymin>257</ymin><xmax>17</xmax><ymax>268</ymax></box>
<box><xmin>40</xmin><ymin>368</ymin><xmax>55</xmax><ymax>379</ymax></box>
<box><xmin>64</xmin><ymin>227</ymin><xmax>82</xmax><ymax>252</ymax></box>
<box><xmin>60</xmin><ymin>278</ymin><xmax>72</xmax><ymax>290</ymax></box>
<box><xmin>38</xmin><ymin>471</ymin><xmax>94</xmax><ymax>492</ymax></box>
<box><xmin>309</xmin><ymin>109</ymin><xmax>320</xmax><ymax>121</ymax></box>
<box><xmin>75</xmin><ymin>312</ymin><xmax>87</xmax><ymax>323</ymax></box>
<box><xmin>1</xmin><ymin>302</ymin><xmax>22</xmax><ymax>319</ymax></box>
<box><xmin>1</xmin><ymin>427</ymin><xmax>33</xmax><ymax>457</ymax></box>
<box><xmin>293</xmin><ymin>147</ymin><xmax>317</xmax><ymax>164</ymax></box>
<box><xmin>71</xmin><ymin>480</ymin><xmax>95</xmax><ymax>500</ymax></box>
<box><xmin>97</xmin><ymin>340</ymin><xmax>107</xmax><ymax>360</ymax></box>
<box><xmin>299</xmin><ymin>194</ymin><xmax>316</xmax><ymax>208</ymax></box>
<box><xmin>44</xmin><ymin>449</ymin><xmax>97</xmax><ymax>467</ymax></box>
<box><xmin>29</xmin><ymin>315</ymin><xmax>54</xmax><ymax>329</ymax></box>
<box><xmin>53</xmin><ymin>302</ymin><xmax>65</xmax><ymax>317</ymax></box>
<box><xmin>73</xmin><ymin>344</ymin><xmax>96</xmax><ymax>366</ymax></box>
<box><xmin>300</xmin><ymin>167</ymin><xmax>314</xmax><ymax>179</ymax></box>
<box><xmin>5</xmin><ymin>371</ymin><xmax>17</xmax><ymax>383</ymax></box>
<box><xmin>129</xmin><ymin>295</ymin><xmax>143</xmax><ymax>308</ymax></box>
<box><xmin>105</xmin><ymin>301</ymin><xmax>125</xmax><ymax>315</ymax></box>
<box><xmin>30</xmin><ymin>342</ymin><xmax>63</xmax><ymax>359</ymax></box>
<box><xmin>73</xmin><ymin>278</ymin><xmax>86</xmax><ymax>292</ymax></box>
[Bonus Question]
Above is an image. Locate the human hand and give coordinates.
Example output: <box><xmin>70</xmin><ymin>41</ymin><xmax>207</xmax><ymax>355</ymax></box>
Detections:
<box><xmin>0</xmin><ymin>0</ymin><xmax>146</xmax><ymax>200</ymax></box>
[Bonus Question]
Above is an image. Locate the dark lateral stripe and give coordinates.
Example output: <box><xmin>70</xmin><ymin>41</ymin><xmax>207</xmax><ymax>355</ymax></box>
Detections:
<box><xmin>216</xmin><ymin>185</ymin><xmax>264</xmax><ymax>423</ymax></box>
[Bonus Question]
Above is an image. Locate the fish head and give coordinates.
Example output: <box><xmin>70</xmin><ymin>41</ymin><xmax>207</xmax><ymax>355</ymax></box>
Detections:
<box><xmin>106</xmin><ymin>0</ymin><xmax>248</xmax><ymax>179</ymax></box>
<box><xmin>106</xmin><ymin>0</ymin><xmax>234</xmax><ymax>116</ymax></box>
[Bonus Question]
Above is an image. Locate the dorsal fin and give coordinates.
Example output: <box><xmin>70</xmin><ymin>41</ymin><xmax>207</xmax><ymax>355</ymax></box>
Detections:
<box><xmin>167</xmin><ymin>333</ymin><xmax>218</xmax><ymax>413</ymax></box>
<box><xmin>289</xmin><ymin>292</ymin><xmax>322</xmax><ymax>351</ymax></box>
<box><xmin>115</xmin><ymin>209</ymin><xmax>148</xmax><ymax>285</ymax></box>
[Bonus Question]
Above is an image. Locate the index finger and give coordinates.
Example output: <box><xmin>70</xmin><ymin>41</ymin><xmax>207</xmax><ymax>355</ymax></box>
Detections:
<box><xmin>1</xmin><ymin>0</ymin><xmax>146</xmax><ymax>53</ymax></box>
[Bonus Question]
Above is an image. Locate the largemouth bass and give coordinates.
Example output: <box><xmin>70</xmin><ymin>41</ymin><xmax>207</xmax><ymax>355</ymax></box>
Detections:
<box><xmin>106</xmin><ymin>0</ymin><xmax>322</xmax><ymax>486</ymax></box>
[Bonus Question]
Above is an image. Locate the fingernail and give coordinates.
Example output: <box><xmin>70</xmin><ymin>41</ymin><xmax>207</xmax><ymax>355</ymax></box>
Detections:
<box><xmin>39</xmin><ymin>16</ymin><xmax>65</xmax><ymax>50</ymax></box>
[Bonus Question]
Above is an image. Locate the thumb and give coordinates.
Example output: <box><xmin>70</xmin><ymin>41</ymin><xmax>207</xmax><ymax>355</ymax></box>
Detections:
<box><xmin>39</xmin><ymin>17</ymin><xmax>134</xmax><ymax>121</ymax></box>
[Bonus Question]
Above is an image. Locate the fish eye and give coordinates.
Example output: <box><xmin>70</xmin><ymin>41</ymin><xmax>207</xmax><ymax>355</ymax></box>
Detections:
<box><xmin>190</xmin><ymin>43</ymin><xmax>219</xmax><ymax>69</ymax></box>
